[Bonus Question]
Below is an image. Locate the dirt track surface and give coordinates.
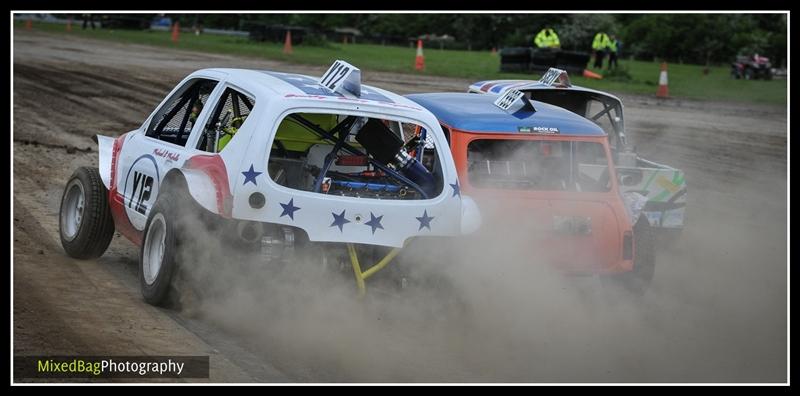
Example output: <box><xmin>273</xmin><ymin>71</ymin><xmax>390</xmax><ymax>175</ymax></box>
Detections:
<box><xmin>13</xmin><ymin>30</ymin><xmax>787</xmax><ymax>383</ymax></box>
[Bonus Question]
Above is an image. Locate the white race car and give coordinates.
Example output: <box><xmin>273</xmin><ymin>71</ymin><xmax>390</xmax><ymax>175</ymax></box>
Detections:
<box><xmin>58</xmin><ymin>61</ymin><xmax>481</xmax><ymax>304</ymax></box>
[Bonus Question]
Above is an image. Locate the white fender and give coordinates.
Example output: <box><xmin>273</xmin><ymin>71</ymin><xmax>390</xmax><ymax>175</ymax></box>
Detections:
<box><xmin>96</xmin><ymin>135</ymin><xmax>116</xmax><ymax>189</ymax></box>
<box><xmin>460</xmin><ymin>194</ymin><xmax>482</xmax><ymax>235</ymax></box>
<box><xmin>179</xmin><ymin>169</ymin><xmax>222</xmax><ymax>215</ymax></box>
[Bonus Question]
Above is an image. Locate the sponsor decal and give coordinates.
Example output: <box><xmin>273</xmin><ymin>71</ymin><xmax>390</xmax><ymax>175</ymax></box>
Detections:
<box><xmin>519</xmin><ymin>126</ymin><xmax>560</xmax><ymax>134</ymax></box>
<box><xmin>153</xmin><ymin>148</ymin><xmax>180</xmax><ymax>161</ymax></box>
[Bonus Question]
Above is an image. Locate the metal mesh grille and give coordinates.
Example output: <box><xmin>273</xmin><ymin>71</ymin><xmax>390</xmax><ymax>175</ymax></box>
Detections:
<box><xmin>153</xmin><ymin>86</ymin><xmax>212</xmax><ymax>137</ymax></box>
<box><xmin>161</xmin><ymin>100</ymin><xmax>190</xmax><ymax>133</ymax></box>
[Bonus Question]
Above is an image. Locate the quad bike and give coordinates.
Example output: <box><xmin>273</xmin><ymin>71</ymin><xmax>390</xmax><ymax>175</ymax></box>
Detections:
<box><xmin>731</xmin><ymin>54</ymin><xmax>773</xmax><ymax>80</ymax></box>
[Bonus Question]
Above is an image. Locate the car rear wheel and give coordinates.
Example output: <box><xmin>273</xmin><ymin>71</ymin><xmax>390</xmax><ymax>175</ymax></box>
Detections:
<box><xmin>59</xmin><ymin>167</ymin><xmax>115</xmax><ymax>259</ymax></box>
<box><xmin>629</xmin><ymin>218</ymin><xmax>656</xmax><ymax>294</ymax></box>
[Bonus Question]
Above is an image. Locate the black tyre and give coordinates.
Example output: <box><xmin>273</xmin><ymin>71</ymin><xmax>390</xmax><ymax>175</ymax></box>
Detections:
<box><xmin>500</xmin><ymin>62</ymin><xmax>530</xmax><ymax>73</ymax></box>
<box><xmin>629</xmin><ymin>218</ymin><xmax>656</xmax><ymax>294</ymax></box>
<box><xmin>744</xmin><ymin>68</ymin><xmax>754</xmax><ymax>80</ymax></box>
<box><xmin>59</xmin><ymin>167</ymin><xmax>115</xmax><ymax>259</ymax></box>
<box><xmin>139</xmin><ymin>190</ymin><xmax>184</xmax><ymax>306</ymax></box>
<box><xmin>603</xmin><ymin>217</ymin><xmax>656</xmax><ymax>296</ymax></box>
<box><xmin>500</xmin><ymin>47</ymin><xmax>532</xmax><ymax>72</ymax></box>
<box><xmin>499</xmin><ymin>47</ymin><xmax>532</xmax><ymax>58</ymax></box>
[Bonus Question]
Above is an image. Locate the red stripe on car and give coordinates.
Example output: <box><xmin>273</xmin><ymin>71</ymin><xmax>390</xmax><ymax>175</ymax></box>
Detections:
<box><xmin>184</xmin><ymin>154</ymin><xmax>233</xmax><ymax>217</ymax></box>
<box><xmin>107</xmin><ymin>133</ymin><xmax>144</xmax><ymax>245</ymax></box>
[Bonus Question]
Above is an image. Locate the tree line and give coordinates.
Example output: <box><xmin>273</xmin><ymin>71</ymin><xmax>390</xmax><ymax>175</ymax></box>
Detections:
<box><xmin>107</xmin><ymin>13</ymin><xmax>791</xmax><ymax>66</ymax></box>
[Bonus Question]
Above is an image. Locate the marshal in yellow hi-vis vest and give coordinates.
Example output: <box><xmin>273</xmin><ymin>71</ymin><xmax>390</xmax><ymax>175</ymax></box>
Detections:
<box><xmin>534</xmin><ymin>28</ymin><xmax>560</xmax><ymax>48</ymax></box>
<box><xmin>592</xmin><ymin>32</ymin><xmax>611</xmax><ymax>51</ymax></box>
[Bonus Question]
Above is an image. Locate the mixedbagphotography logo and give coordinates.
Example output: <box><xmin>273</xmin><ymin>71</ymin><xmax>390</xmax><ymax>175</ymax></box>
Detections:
<box><xmin>14</xmin><ymin>356</ymin><xmax>210</xmax><ymax>379</ymax></box>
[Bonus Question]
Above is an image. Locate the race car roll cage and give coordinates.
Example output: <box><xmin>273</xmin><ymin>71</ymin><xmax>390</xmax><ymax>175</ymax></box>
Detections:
<box><xmin>526</xmin><ymin>88</ymin><xmax>628</xmax><ymax>152</ymax></box>
<box><xmin>203</xmin><ymin>88</ymin><xmax>255</xmax><ymax>152</ymax></box>
<box><xmin>584</xmin><ymin>93</ymin><xmax>627</xmax><ymax>149</ymax></box>
<box><xmin>285</xmin><ymin>113</ymin><xmax>432</xmax><ymax>199</ymax></box>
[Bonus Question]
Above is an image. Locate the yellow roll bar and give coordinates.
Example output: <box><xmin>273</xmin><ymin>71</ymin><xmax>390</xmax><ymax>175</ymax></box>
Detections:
<box><xmin>346</xmin><ymin>243</ymin><xmax>402</xmax><ymax>297</ymax></box>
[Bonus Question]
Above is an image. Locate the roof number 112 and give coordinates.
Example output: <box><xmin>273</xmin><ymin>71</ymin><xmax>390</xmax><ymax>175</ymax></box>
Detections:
<box><xmin>321</xmin><ymin>61</ymin><xmax>351</xmax><ymax>90</ymax></box>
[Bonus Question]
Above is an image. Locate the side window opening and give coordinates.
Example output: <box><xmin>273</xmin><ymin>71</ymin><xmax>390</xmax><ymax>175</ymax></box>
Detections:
<box><xmin>586</xmin><ymin>98</ymin><xmax>623</xmax><ymax>150</ymax></box>
<box><xmin>196</xmin><ymin>87</ymin><xmax>256</xmax><ymax>153</ymax></box>
<box><xmin>267</xmin><ymin>112</ymin><xmax>444</xmax><ymax>200</ymax></box>
<box><xmin>147</xmin><ymin>78</ymin><xmax>218</xmax><ymax>146</ymax></box>
<box><xmin>533</xmin><ymin>90</ymin><xmax>623</xmax><ymax>150</ymax></box>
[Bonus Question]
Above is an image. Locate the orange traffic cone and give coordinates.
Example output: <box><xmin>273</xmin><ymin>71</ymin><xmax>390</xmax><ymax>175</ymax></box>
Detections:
<box><xmin>171</xmin><ymin>22</ymin><xmax>180</xmax><ymax>43</ymax></box>
<box><xmin>25</xmin><ymin>19</ymin><xmax>32</xmax><ymax>30</ymax></box>
<box><xmin>415</xmin><ymin>39</ymin><xmax>425</xmax><ymax>71</ymax></box>
<box><xmin>656</xmin><ymin>62</ymin><xmax>669</xmax><ymax>98</ymax></box>
<box><xmin>66</xmin><ymin>17</ymin><xmax>72</xmax><ymax>32</ymax></box>
<box><xmin>583</xmin><ymin>69</ymin><xmax>603</xmax><ymax>79</ymax></box>
<box><xmin>283</xmin><ymin>30</ymin><xmax>293</xmax><ymax>54</ymax></box>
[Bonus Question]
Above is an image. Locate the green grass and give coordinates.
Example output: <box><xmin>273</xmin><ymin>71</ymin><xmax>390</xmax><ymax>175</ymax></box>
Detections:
<box><xmin>18</xmin><ymin>21</ymin><xmax>786</xmax><ymax>105</ymax></box>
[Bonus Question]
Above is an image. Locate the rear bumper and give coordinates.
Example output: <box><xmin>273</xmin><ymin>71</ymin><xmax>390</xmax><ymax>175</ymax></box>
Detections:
<box><xmin>464</xmin><ymin>230</ymin><xmax>634</xmax><ymax>275</ymax></box>
<box><xmin>555</xmin><ymin>257</ymin><xmax>633</xmax><ymax>275</ymax></box>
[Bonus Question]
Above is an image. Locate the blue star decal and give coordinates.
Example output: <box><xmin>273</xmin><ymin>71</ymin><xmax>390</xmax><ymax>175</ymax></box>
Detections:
<box><xmin>279</xmin><ymin>198</ymin><xmax>300</xmax><ymax>220</ymax></box>
<box><xmin>364</xmin><ymin>212</ymin><xmax>384</xmax><ymax>234</ymax></box>
<box><xmin>416</xmin><ymin>210</ymin><xmax>435</xmax><ymax>231</ymax></box>
<box><xmin>242</xmin><ymin>164</ymin><xmax>263</xmax><ymax>186</ymax></box>
<box><xmin>450</xmin><ymin>180</ymin><xmax>461</xmax><ymax>198</ymax></box>
<box><xmin>330</xmin><ymin>210</ymin><xmax>350</xmax><ymax>232</ymax></box>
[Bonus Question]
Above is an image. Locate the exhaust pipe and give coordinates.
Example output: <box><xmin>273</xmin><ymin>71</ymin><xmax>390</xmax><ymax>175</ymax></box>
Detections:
<box><xmin>236</xmin><ymin>221</ymin><xmax>264</xmax><ymax>244</ymax></box>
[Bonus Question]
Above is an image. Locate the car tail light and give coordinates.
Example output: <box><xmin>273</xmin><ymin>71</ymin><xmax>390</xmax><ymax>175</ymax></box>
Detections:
<box><xmin>623</xmin><ymin>231</ymin><xmax>633</xmax><ymax>260</ymax></box>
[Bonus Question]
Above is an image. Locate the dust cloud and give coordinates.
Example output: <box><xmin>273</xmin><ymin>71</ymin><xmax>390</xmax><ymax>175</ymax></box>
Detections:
<box><xmin>166</xmin><ymin>159</ymin><xmax>785</xmax><ymax>383</ymax></box>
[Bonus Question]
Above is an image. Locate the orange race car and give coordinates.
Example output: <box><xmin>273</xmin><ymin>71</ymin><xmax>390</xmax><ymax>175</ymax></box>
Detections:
<box><xmin>406</xmin><ymin>71</ymin><xmax>656</xmax><ymax>294</ymax></box>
